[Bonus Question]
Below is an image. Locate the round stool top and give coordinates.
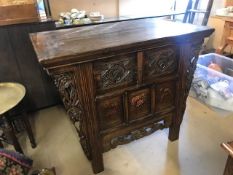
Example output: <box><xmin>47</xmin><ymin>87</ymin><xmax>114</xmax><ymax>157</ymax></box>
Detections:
<box><xmin>0</xmin><ymin>82</ymin><xmax>25</xmax><ymax>115</ymax></box>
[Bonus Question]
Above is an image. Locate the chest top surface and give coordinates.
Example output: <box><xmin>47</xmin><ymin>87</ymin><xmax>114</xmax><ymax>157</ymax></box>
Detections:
<box><xmin>30</xmin><ymin>18</ymin><xmax>214</xmax><ymax>67</ymax></box>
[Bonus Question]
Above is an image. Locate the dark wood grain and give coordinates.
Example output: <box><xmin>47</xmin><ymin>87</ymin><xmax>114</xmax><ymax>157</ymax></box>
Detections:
<box><xmin>31</xmin><ymin>18</ymin><xmax>214</xmax><ymax>68</ymax></box>
<box><xmin>75</xmin><ymin>64</ymin><xmax>104</xmax><ymax>173</ymax></box>
<box><xmin>137</xmin><ymin>52</ymin><xmax>143</xmax><ymax>85</ymax></box>
<box><xmin>97</xmin><ymin>95</ymin><xmax>124</xmax><ymax>130</ymax></box>
<box><xmin>0</xmin><ymin>27</ymin><xmax>22</xmax><ymax>83</ymax></box>
<box><xmin>31</xmin><ymin>18</ymin><xmax>214</xmax><ymax>173</ymax></box>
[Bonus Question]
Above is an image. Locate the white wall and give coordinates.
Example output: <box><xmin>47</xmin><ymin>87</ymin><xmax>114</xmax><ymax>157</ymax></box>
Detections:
<box><xmin>49</xmin><ymin>0</ymin><xmax>119</xmax><ymax>19</ymax></box>
<box><xmin>49</xmin><ymin>0</ymin><xmax>225</xmax><ymax>21</ymax></box>
<box><xmin>211</xmin><ymin>0</ymin><xmax>225</xmax><ymax>15</ymax></box>
<box><xmin>119</xmin><ymin>0</ymin><xmax>225</xmax><ymax>19</ymax></box>
<box><xmin>119</xmin><ymin>0</ymin><xmax>174</xmax><ymax>17</ymax></box>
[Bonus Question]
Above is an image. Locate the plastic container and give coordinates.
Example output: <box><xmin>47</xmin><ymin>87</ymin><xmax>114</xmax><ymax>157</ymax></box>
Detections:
<box><xmin>190</xmin><ymin>53</ymin><xmax>233</xmax><ymax>111</ymax></box>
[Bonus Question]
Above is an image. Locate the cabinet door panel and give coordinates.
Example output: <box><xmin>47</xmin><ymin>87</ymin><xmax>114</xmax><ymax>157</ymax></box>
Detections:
<box><xmin>97</xmin><ymin>95</ymin><xmax>124</xmax><ymax>130</ymax></box>
<box><xmin>93</xmin><ymin>53</ymin><xmax>137</xmax><ymax>92</ymax></box>
<box><xmin>0</xmin><ymin>27</ymin><xmax>22</xmax><ymax>82</ymax></box>
<box><xmin>144</xmin><ymin>46</ymin><xmax>178</xmax><ymax>80</ymax></box>
<box><xmin>155</xmin><ymin>81</ymin><xmax>176</xmax><ymax>112</ymax></box>
<box><xmin>7</xmin><ymin>22</ymin><xmax>59</xmax><ymax>111</ymax></box>
<box><xmin>128</xmin><ymin>88</ymin><xmax>151</xmax><ymax>122</ymax></box>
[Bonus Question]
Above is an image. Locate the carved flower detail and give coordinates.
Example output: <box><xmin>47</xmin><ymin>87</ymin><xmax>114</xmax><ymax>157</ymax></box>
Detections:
<box><xmin>131</xmin><ymin>94</ymin><xmax>146</xmax><ymax>108</ymax></box>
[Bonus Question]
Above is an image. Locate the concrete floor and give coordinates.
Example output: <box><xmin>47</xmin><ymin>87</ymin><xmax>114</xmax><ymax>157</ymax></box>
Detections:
<box><xmin>18</xmin><ymin>97</ymin><xmax>233</xmax><ymax>175</ymax></box>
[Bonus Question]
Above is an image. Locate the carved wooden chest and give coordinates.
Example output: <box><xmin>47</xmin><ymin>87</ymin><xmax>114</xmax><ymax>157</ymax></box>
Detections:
<box><xmin>30</xmin><ymin>18</ymin><xmax>214</xmax><ymax>173</ymax></box>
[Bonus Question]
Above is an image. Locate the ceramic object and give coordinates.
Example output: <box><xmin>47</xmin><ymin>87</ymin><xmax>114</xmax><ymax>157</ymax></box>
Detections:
<box><xmin>89</xmin><ymin>12</ymin><xmax>104</xmax><ymax>21</ymax></box>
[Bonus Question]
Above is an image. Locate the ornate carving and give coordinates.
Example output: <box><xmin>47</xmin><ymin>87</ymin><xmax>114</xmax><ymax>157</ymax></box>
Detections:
<box><xmin>182</xmin><ymin>43</ymin><xmax>202</xmax><ymax>114</ymax></box>
<box><xmin>131</xmin><ymin>93</ymin><xmax>146</xmax><ymax>108</ymax></box>
<box><xmin>128</xmin><ymin>89</ymin><xmax>151</xmax><ymax>121</ymax></box>
<box><xmin>160</xmin><ymin>87</ymin><xmax>173</xmax><ymax>103</ymax></box>
<box><xmin>156</xmin><ymin>82</ymin><xmax>175</xmax><ymax>111</ymax></box>
<box><xmin>102</xmin><ymin>101</ymin><xmax>120</xmax><ymax>116</ymax></box>
<box><xmin>188</xmin><ymin>45</ymin><xmax>202</xmax><ymax>85</ymax></box>
<box><xmin>185</xmin><ymin>44</ymin><xmax>202</xmax><ymax>97</ymax></box>
<box><xmin>94</xmin><ymin>57</ymin><xmax>136</xmax><ymax>90</ymax></box>
<box><xmin>54</xmin><ymin>73</ymin><xmax>81</xmax><ymax>126</ymax></box>
<box><xmin>144</xmin><ymin>48</ymin><xmax>177</xmax><ymax>77</ymax></box>
<box><xmin>97</xmin><ymin>96</ymin><xmax>123</xmax><ymax>130</ymax></box>
<box><xmin>53</xmin><ymin>72</ymin><xmax>91</xmax><ymax>159</ymax></box>
<box><xmin>110</xmin><ymin>122</ymin><xmax>167</xmax><ymax>149</ymax></box>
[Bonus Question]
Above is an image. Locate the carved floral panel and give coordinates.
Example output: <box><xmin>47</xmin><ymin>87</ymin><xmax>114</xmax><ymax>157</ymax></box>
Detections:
<box><xmin>155</xmin><ymin>81</ymin><xmax>176</xmax><ymax>112</ymax></box>
<box><xmin>128</xmin><ymin>88</ymin><xmax>151</xmax><ymax>122</ymax></box>
<box><xmin>144</xmin><ymin>47</ymin><xmax>178</xmax><ymax>78</ymax></box>
<box><xmin>94</xmin><ymin>54</ymin><xmax>137</xmax><ymax>91</ymax></box>
<box><xmin>53</xmin><ymin>71</ymin><xmax>91</xmax><ymax>159</ymax></box>
<box><xmin>110</xmin><ymin>121</ymin><xmax>166</xmax><ymax>150</ymax></box>
<box><xmin>181</xmin><ymin>42</ymin><xmax>202</xmax><ymax>119</ymax></box>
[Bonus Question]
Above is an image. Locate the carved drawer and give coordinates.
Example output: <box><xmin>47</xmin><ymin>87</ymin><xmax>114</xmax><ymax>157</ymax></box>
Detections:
<box><xmin>143</xmin><ymin>46</ymin><xmax>179</xmax><ymax>81</ymax></box>
<box><xmin>96</xmin><ymin>95</ymin><xmax>124</xmax><ymax>130</ymax></box>
<box><xmin>155</xmin><ymin>81</ymin><xmax>176</xmax><ymax>112</ymax></box>
<box><xmin>93</xmin><ymin>53</ymin><xmax>137</xmax><ymax>93</ymax></box>
<box><xmin>127</xmin><ymin>88</ymin><xmax>152</xmax><ymax>123</ymax></box>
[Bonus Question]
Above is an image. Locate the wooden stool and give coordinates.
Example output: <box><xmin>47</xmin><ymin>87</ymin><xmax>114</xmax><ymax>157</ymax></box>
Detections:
<box><xmin>0</xmin><ymin>82</ymin><xmax>36</xmax><ymax>153</ymax></box>
<box><xmin>221</xmin><ymin>141</ymin><xmax>233</xmax><ymax>175</ymax></box>
<box><xmin>216</xmin><ymin>18</ymin><xmax>233</xmax><ymax>55</ymax></box>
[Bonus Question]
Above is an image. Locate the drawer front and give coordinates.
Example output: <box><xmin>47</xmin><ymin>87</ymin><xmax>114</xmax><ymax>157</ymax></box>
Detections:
<box><xmin>93</xmin><ymin>53</ymin><xmax>137</xmax><ymax>92</ymax></box>
<box><xmin>143</xmin><ymin>46</ymin><xmax>178</xmax><ymax>80</ymax></box>
<box><xmin>96</xmin><ymin>81</ymin><xmax>176</xmax><ymax>130</ymax></box>
<box><xmin>128</xmin><ymin>88</ymin><xmax>152</xmax><ymax>122</ymax></box>
<box><xmin>155</xmin><ymin>81</ymin><xmax>176</xmax><ymax>112</ymax></box>
<box><xmin>97</xmin><ymin>95</ymin><xmax>124</xmax><ymax>130</ymax></box>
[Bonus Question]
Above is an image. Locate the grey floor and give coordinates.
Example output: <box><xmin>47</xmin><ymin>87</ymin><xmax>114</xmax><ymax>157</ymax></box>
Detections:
<box><xmin>17</xmin><ymin>97</ymin><xmax>233</xmax><ymax>175</ymax></box>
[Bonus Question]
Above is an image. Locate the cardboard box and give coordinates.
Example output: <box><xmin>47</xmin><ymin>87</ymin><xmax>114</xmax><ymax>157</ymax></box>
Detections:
<box><xmin>0</xmin><ymin>0</ymin><xmax>39</xmax><ymax>26</ymax></box>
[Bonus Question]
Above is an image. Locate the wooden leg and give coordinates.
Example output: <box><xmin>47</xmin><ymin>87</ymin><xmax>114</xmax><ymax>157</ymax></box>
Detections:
<box><xmin>223</xmin><ymin>156</ymin><xmax>233</xmax><ymax>175</ymax></box>
<box><xmin>22</xmin><ymin>113</ymin><xmax>36</xmax><ymax>148</ymax></box>
<box><xmin>91</xmin><ymin>153</ymin><xmax>104</xmax><ymax>174</ymax></box>
<box><xmin>1</xmin><ymin>115</ymin><xmax>23</xmax><ymax>153</ymax></box>
<box><xmin>216</xmin><ymin>44</ymin><xmax>228</xmax><ymax>55</ymax></box>
<box><xmin>77</xmin><ymin>64</ymin><xmax>104</xmax><ymax>173</ymax></box>
<box><xmin>0</xmin><ymin>141</ymin><xmax>3</xmax><ymax>148</ymax></box>
<box><xmin>168</xmin><ymin>124</ymin><xmax>181</xmax><ymax>141</ymax></box>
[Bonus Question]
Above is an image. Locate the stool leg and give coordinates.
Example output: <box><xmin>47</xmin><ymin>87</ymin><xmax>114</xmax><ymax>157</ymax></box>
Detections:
<box><xmin>22</xmin><ymin>113</ymin><xmax>36</xmax><ymax>148</ymax></box>
<box><xmin>0</xmin><ymin>141</ymin><xmax>3</xmax><ymax>148</ymax></box>
<box><xmin>2</xmin><ymin>115</ymin><xmax>23</xmax><ymax>153</ymax></box>
<box><xmin>223</xmin><ymin>155</ymin><xmax>233</xmax><ymax>175</ymax></box>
